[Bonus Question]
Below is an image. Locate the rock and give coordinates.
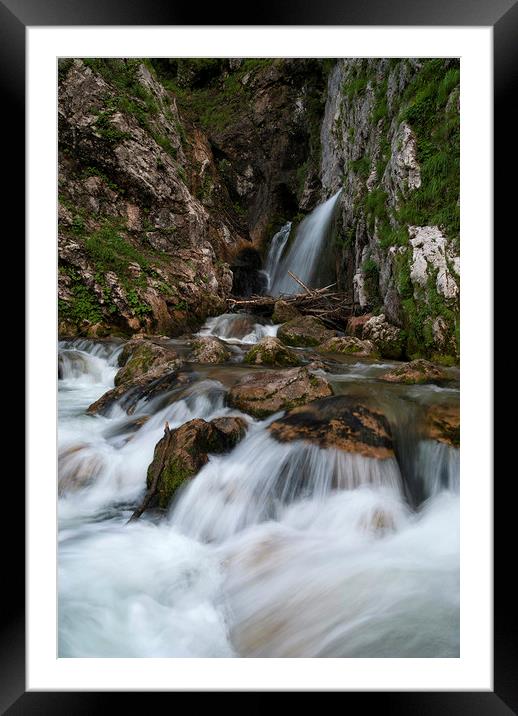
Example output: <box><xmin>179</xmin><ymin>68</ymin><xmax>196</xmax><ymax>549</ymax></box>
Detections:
<box><xmin>318</xmin><ymin>336</ymin><xmax>378</xmax><ymax>357</ymax></box>
<box><xmin>243</xmin><ymin>337</ymin><xmax>302</xmax><ymax>368</ymax></box>
<box><xmin>188</xmin><ymin>336</ymin><xmax>232</xmax><ymax>364</ymax></box>
<box><xmin>277</xmin><ymin>316</ymin><xmax>335</xmax><ymax>347</ymax></box>
<box><xmin>145</xmin><ymin>417</ymin><xmax>247</xmax><ymax>508</ymax></box>
<box><xmin>228</xmin><ymin>367</ymin><xmax>332</xmax><ymax>419</ymax></box>
<box><xmin>381</xmin><ymin>359</ymin><xmax>448</xmax><ymax>385</ymax></box>
<box><xmin>424</xmin><ymin>403</ymin><xmax>459</xmax><ymax>447</ymax></box>
<box><xmin>408</xmin><ymin>225</ymin><xmax>459</xmax><ymax>301</ymax></box>
<box><xmin>87</xmin><ymin>364</ymin><xmax>190</xmax><ymax>416</ymax></box>
<box><xmin>346</xmin><ymin>313</ymin><xmax>373</xmax><ymax>337</ymax></box>
<box><xmin>209</xmin><ymin>416</ymin><xmax>248</xmax><ymax>449</ymax></box>
<box><xmin>362</xmin><ymin>314</ymin><xmax>405</xmax><ymax>359</ymax></box>
<box><xmin>115</xmin><ymin>338</ymin><xmax>181</xmax><ymax>386</ymax></box>
<box><xmin>272</xmin><ymin>300</ymin><xmax>301</xmax><ymax>324</ymax></box>
<box><xmin>269</xmin><ymin>395</ymin><xmax>394</xmax><ymax>459</ymax></box>
<box><xmin>58</xmin><ymin>59</ymin><xmax>244</xmax><ymax>337</ymax></box>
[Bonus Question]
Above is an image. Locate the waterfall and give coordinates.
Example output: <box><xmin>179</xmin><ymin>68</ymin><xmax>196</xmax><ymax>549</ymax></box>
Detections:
<box><xmin>264</xmin><ymin>222</ymin><xmax>291</xmax><ymax>290</ymax></box>
<box><xmin>270</xmin><ymin>190</ymin><xmax>342</xmax><ymax>296</ymax></box>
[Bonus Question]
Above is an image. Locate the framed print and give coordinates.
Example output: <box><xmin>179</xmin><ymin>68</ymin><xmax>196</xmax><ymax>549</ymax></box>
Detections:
<box><xmin>4</xmin><ymin>0</ymin><xmax>511</xmax><ymax>709</ymax></box>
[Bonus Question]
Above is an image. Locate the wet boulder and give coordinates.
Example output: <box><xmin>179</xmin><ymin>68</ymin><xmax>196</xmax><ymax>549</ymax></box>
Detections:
<box><xmin>381</xmin><ymin>359</ymin><xmax>449</xmax><ymax>385</ymax></box>
<box><xmin>277</xmin><ymin>315</ymin><xmax>335</xmax><ymax>347</ymax></box>
<box><xmin>244</xmin><ymin>336</ymin><xmax>302</xmax><ymax>368</ymax></box>
<box><xmin>115</xmin><ymin>338</ymin><xmax>182</xmax><ymax>386</ymax></box>
<box><xmin>210</xmin><ymin>416</ymin><xmax>248</xmax><ymax>450</ymax></box>
<box><xmin>269</xmin><ymin>395</ymin><xmax>394</xmax><ymax>459</ymax></box>
<box><xmin>188</xmin><ymin>336</ymin><xmax>232</xmax><ymax>364</ymax></box>
<box><xmin>139</xmin><ymin>416</ymin><xmax>248</xmax><ymax>510</ymax></box>
<box><xmin>318</xmin><ymin>336</ymin><xmax>379</xmax><ymax>358</ymax></box>
<box><xmin>423</xmin><ymin>402</ymin><xmax>459</xmax><ymax>447</ymax></box>
<box><xmin>272</xmin><ymin>300</ymin><xmax>301</xmax><ymax>324</ymax></box>
<box><xmin>228</xmin><ymin>366</ymin><xmax>332</xmax><ymax>419</ymax></box>
<box><xmin>87</xmin><ymin>364</ymin><xmax>191</xmax><ymax>416</ymax></box>
<box><xmin>362</xmin><ymin>314</ymin><xmax>405</xmax><ymax>359</ymax></box>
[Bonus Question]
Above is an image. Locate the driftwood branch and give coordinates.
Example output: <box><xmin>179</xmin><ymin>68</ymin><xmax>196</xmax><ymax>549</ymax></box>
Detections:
<box><xmin>127</xmin><ymin>421</ymin><xmax>171</xmax><ymax>523</ymax></box>
<box><xmin>287</xmin><ymin>271</ymin><xmax>312</xmax><ymax>294</ymax></box>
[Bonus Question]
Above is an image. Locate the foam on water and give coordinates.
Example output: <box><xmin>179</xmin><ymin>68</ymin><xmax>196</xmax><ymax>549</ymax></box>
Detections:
<box><xmin>58</xmin><ymin>337</ymin><xmax>460</xmax><ymax>658</ymax></box>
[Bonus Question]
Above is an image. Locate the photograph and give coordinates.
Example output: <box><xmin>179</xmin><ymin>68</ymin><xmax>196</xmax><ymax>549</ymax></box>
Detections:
<box><xmin>56</xmin><ymin>56</ymin><xmax>461</xmax><ymax>659</ymax></box>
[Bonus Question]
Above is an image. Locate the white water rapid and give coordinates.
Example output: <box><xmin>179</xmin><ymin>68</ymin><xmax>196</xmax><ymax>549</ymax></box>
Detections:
<box><xmin>58</xmin><ymin>336</ymin><xmax>460</xmax><ymax>658</ymax></box>
<box><xmin>270</xmin><ymin>191</ymin><xmax>341</xmax><ymax>295</ymax></box>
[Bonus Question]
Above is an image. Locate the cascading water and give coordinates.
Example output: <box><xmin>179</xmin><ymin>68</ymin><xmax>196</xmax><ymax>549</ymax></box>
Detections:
<box><xmin>263</xmin><ymin>222</ymin><xmax>291</xmax><ymax>290</ymax></box>
<box><xmin>58</xmin><ymin>335</ymin><xmax>459</xmax><ymax>658</ymax></box>
<box><xmin>270</xmin><ymin>190</ymin><xmax>342</xmax><ymax>295</ymax></box>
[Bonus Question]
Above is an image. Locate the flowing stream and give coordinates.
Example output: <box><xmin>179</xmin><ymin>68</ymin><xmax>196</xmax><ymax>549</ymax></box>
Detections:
<box><xmin>58</xmin><ymin>325</ymin><xmax>460</xmax><ymax>658</ymax></box>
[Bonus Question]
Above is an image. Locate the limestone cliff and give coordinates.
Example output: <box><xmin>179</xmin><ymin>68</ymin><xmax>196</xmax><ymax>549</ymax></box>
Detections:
<box><xmin>320</xmin><ymin>59</ymin><xmax>460</xmax><ymax>361</ymax></box>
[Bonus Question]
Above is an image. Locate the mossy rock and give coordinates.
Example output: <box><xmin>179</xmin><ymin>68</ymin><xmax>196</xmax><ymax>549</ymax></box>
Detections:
<box><xmin>277</xmin><ymin>316</ymin><xmax>335</xmax><ymax>348</ymax></box>
<box><xmin>146</xmin><ymin>416</ymin><xmax>247</xmax><ymax>508</ymax></box>
<box><xmin>115</xmin><ymin>339</ymin><xmax>180</xmax><ymax>386</ymax></box>
<box><xmin>318</xmin><ymin>336</ymin><xmax>379</xmax><ymax>357</ymax></box>
<box><xmin>188</xmin><ymin>336</ymin><xmax>232</xmax><ymax>364</ymax></box>
<box><xmin>272</xmin><ymin>300</ymin><xmax>301</xmax><ymax>324</ymax></box>
<box><xmin>243</xmin><ymin>337</ymin><xmax>302</xmax><ymax>368</ymax></box>
<box><xmin>380</xmin><ymin>359</ymin><xmax>449</xmax><ymax>385</ymax></box>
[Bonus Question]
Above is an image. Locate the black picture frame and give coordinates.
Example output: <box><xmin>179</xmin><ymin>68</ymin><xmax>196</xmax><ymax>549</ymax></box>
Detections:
<box><xmin>4</xmin><ymin>0</ymin><xmax>507</xmax><ymax>710</ymax></box>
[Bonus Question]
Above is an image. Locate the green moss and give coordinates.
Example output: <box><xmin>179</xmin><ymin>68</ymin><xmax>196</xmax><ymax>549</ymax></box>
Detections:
<box><xmin>58</xmin><ymin>268</ymin><xmax>103</xmax><ymax>324</ymax></box>
<box><xmin>84</xmin><ymin>219</ymin><xmax>149</xmax><ymax>274</ymax></box>
<box><xmin>93</xmin><ymin>110</ymin><xmax>131</xmax><ymax>143</ymax></box>
<box><xmin>157</xmin><ymin>459</ymin><xmax>193</xmax><ymax>508</ymax></box>
<box><xmin>397</xmin><ymin>59</ymin><xmax>460</xmax><ymax>240</ymax></box>
<box><xmin>350</xmin><ymin>155</ymin><xmax>371</xmax><ymax>178</ymax></box>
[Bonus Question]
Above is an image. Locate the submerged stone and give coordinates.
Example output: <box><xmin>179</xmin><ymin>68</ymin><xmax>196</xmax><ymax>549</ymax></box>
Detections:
<box><xmin>269</xmin><ymin>395</ymin><xmax>394</xmax><ymax>459</ymax></box>
<box><xmin>87</xmin><ymin>365</ymin><xmax>190</xmax><ymax>416</ymax></box>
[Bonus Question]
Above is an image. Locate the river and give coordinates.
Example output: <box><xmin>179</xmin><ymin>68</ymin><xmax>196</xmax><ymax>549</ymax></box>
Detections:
<box><xmin>58</xmin><ymin>316</ymin><xmax>460</xmax><ymax>658</ymax></box>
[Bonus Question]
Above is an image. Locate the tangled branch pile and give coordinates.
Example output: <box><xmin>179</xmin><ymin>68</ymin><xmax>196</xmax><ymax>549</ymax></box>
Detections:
<box><xmin>227</xmin><ymin>272</ymin><xmax>359</xmax><ymax>330</ymax></box>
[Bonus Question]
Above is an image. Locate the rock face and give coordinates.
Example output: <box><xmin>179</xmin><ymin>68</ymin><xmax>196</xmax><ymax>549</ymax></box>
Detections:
<box><xmin>144</xmin><ymin>416</ymin><xmax>248</xmax><ymax>508</ymax></box>
<box><xmin>188</xmin><ymin>336</ymin><xmax>232</xmax><ymax>364</ymax></box>
<box><xmin>228</xmin><ymin>367</ymin><xmax>332</xmax><ymax>418</ymax></box>
<box><xmin>319</xmin><ymin>336</ymin><xmax>378</xmax><ymax>357</ymax></box>
<box><xmin>277</xmin><ymin>316</ymin><xmax>335</xmax><ymax>347</ymax></box>
<box><xmin>362</xmin><ymin>314</ymin><xmax>405</xmax><ymax>359</ymax></box>
<box><xmin>424</xmin><ymin>403</ymin><xmax>460</xmax><ymax>447</ymax></box>
<box><xmin>272</xmin><ymin>300</ymin><xmax>301</xmax><ymax>324</ymax></box>
<box><xmin>115</xmin><ymin>338</ymin><xmax>181</xmax><ymax>386</ymax></box>
<box><xmin>381</xmin><ymin>359</ymin><xmax>449</xmax><ymax>385</ymax></box>
<box><xmin>243</xmin><ymin>337</ymin><xmax>302</xmax><ymax>368</ymax></box>
<box><xmin>58</xmin><ymin>60</ymin><xmax>240</xmax><ymax>338</ymax></box>
<box><xmin>320</xmin><ymin>59</ymin><xmax>459</xmax><ymax>360</ymax></box>
<box><xmin>269</xmin><ymin>395</ymin><xmax>394</xmax><ymax>459</ymax></box>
